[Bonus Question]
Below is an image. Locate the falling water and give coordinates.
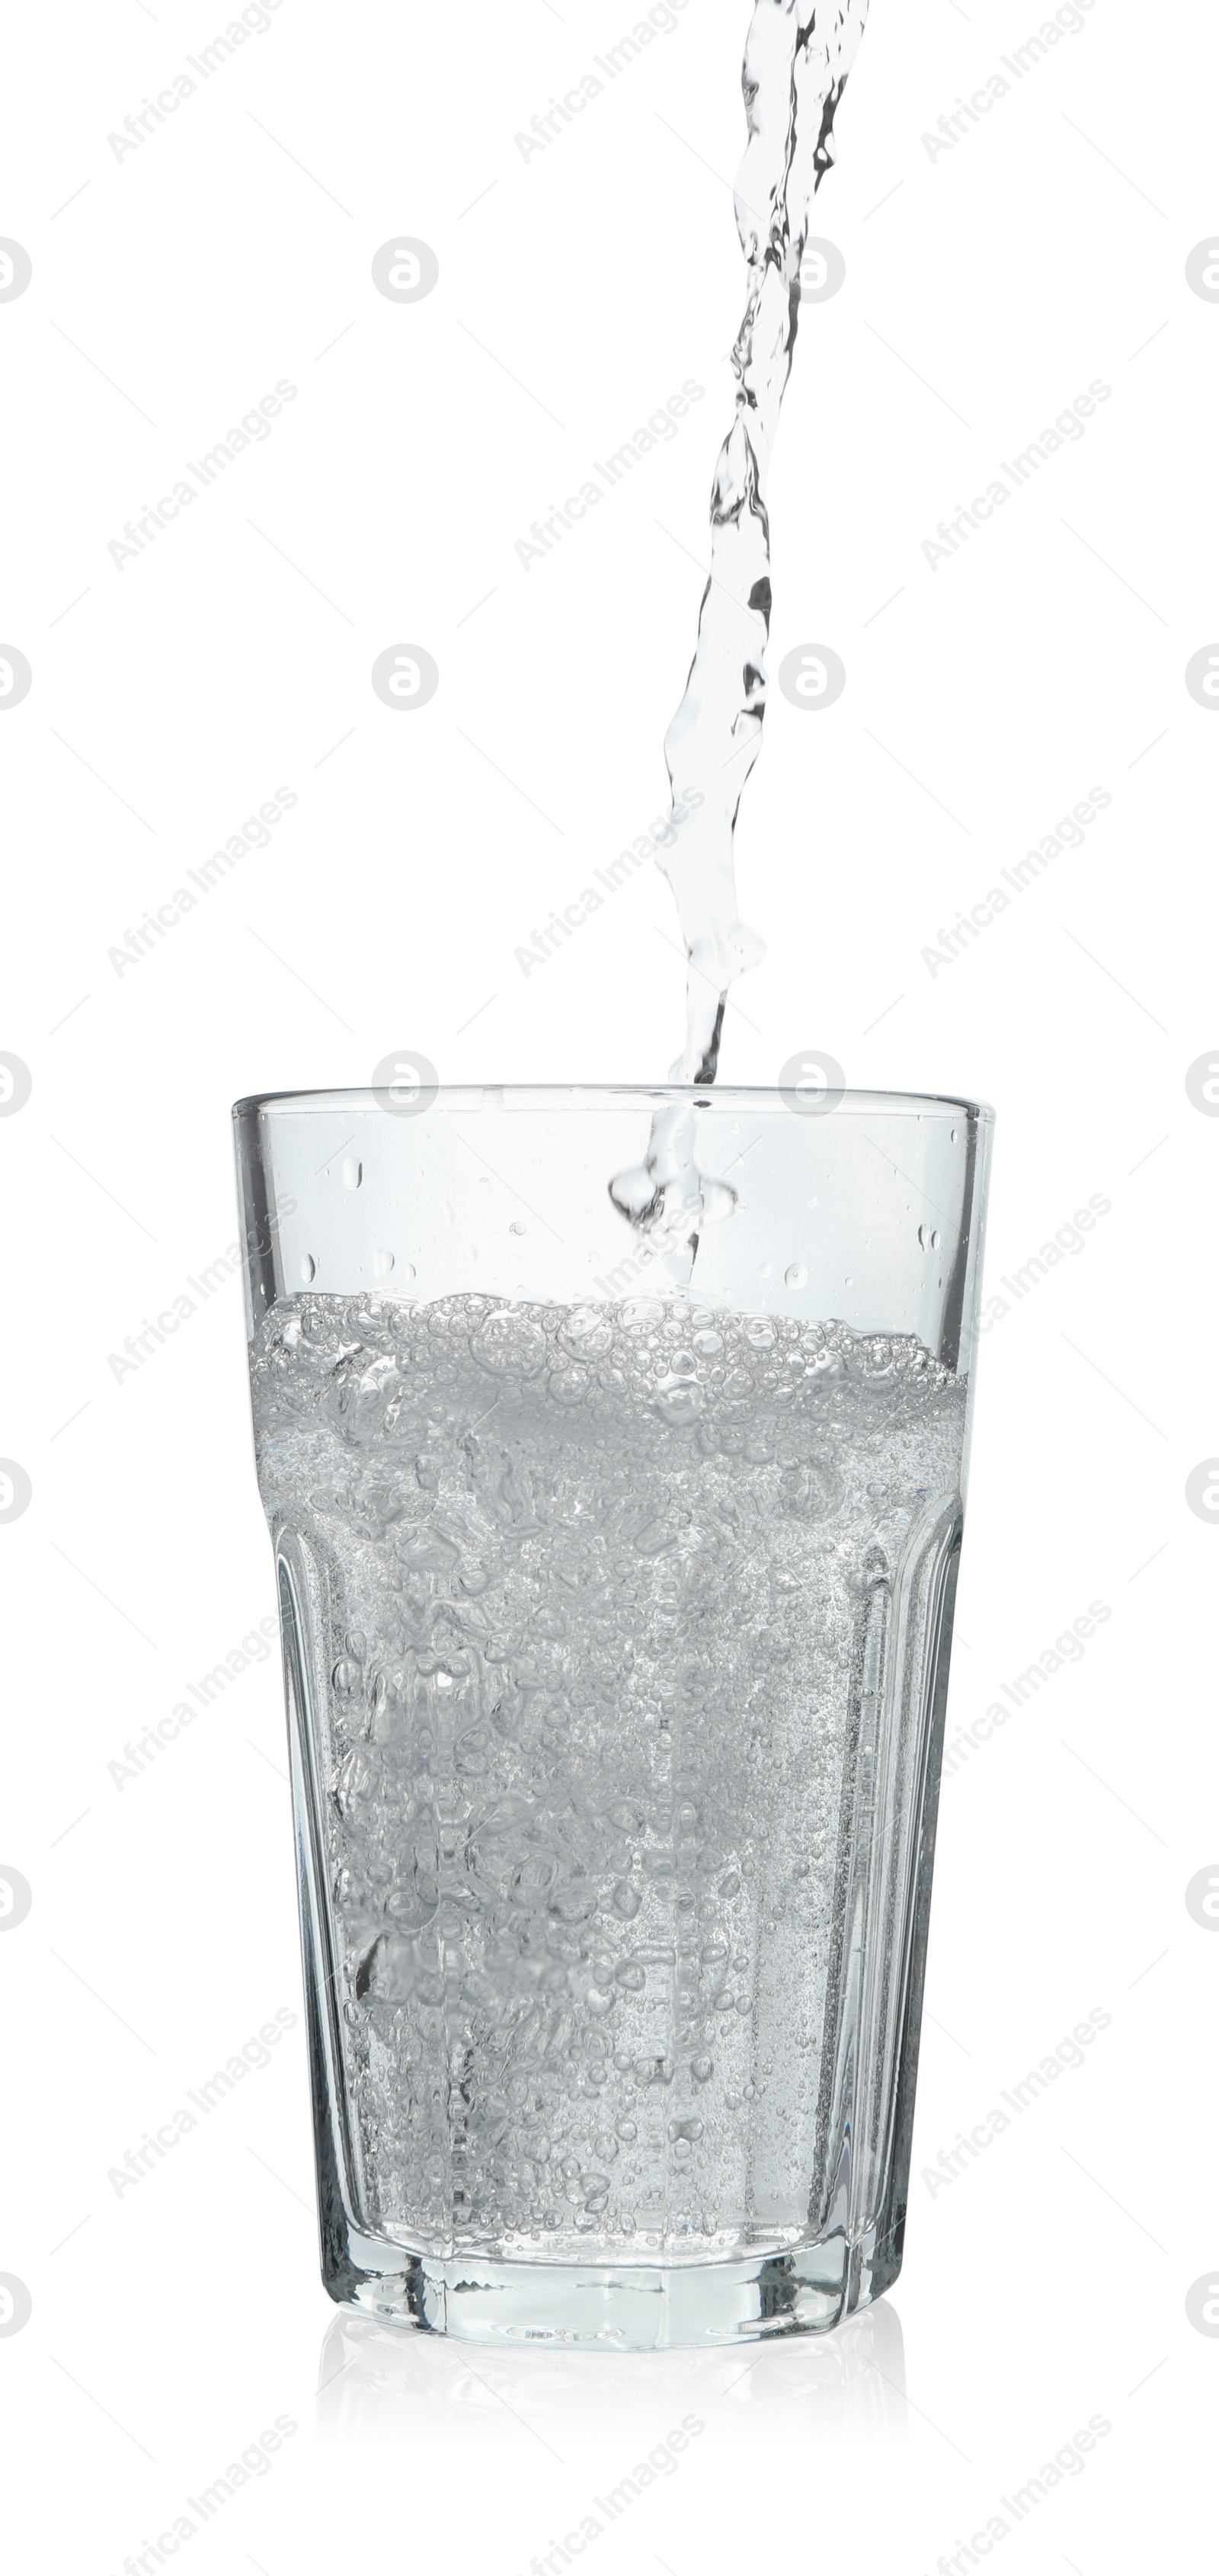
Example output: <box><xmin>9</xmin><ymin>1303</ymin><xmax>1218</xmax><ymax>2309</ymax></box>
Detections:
<box><xmin>610</xmin><ymin>0</ymin><xmax>870</xmax><ymax>1265</ymax></box>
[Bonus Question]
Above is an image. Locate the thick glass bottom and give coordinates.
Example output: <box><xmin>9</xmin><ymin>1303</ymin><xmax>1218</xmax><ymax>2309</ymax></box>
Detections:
<box><xmin>325</xmin><ymin>2223</ymin><xmax>897</xmax><ymax>2349</ymax></box>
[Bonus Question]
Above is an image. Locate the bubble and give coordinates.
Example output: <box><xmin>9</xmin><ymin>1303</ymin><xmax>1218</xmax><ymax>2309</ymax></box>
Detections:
<box><xmin>558</xmin><ymin>1307</ymin><xmax>613</xmax><ymax>1359</ymax></box>
<box><xmin>510</xmin><ymin>1220</ymin><xmax>526</xmax><ymax>1235</ymax></box>
<box><xmin>654</xmin><ymin>1384</ymin><xmax>702</xmax><ymax>1426</ymax></box>
<box><xmin>472</xmin><ymin>1310</ymin><xmax>547</xmax><ymax>1377</ymax></box>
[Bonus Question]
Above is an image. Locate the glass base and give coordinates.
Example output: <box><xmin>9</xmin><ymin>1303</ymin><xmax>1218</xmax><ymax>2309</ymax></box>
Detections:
<box><xmin>325</xmin><ymin>2224</ymin><xmax>897</xmax><ymax>2349</ymax></box>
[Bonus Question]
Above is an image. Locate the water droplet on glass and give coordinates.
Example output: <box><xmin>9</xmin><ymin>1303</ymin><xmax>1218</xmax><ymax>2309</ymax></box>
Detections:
<box><xmin>300</xmin><ymin>1254</ymin><xmax>315</xmax><ymax>1283</ymax></box>
<box><xmin>932</xmin><ymin>1229</ymin><xmax>941</xmax><ymax>1249</ymax></box>
<box><xmin>918</xmin><ymin>1224</ymin><xmax>930</xmax><ymax>1250</ymax></box>
<box><xmin>373</xmin><ymin>1249</ymin><xmax>395</xmax><ymax>1280</ymax></box>
<box><xmin>785</xmin><ymin>1261</ymin><xmax>808</xmax><ymax>1289</ymax></box>
<box><xmin>343</xmin><ymin>1157</ymin><xmax>362</xmax><ymax>1190</ymax></box>
<box><xmin>510</xmin><ymin>1220</ymin><xmax>526</xmax><ymax>1235</ymax></box>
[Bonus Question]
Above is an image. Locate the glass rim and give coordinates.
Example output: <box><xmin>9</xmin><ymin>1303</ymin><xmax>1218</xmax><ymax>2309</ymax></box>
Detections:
<box><xmin>232</xmin><ymin>1082</ymin><xmax>995</xmax><ymax>1123</ymax></box>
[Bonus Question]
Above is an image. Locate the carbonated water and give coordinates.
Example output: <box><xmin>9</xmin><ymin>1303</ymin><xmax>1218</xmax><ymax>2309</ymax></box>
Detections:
<box><xmin>251</xmin><ymin>1286</ymin><xmax>964</xmax><ymax>2258</ymax></box>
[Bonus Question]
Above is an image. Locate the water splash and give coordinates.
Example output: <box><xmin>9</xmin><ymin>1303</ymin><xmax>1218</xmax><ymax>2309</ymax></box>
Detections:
<box><xmin>610</xmin><ymin>0</ymin><xmax>870</xmax><ymax>1267</ymax></box>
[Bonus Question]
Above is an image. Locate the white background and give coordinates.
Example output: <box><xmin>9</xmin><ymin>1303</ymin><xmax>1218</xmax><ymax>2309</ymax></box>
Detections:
<box><xmin>2</xmin><ymin>0</ymin><xmax>1216</xmax><ymax>2565</ymax></box>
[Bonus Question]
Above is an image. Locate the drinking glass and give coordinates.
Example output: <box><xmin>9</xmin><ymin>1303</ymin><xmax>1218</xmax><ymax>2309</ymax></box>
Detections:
<box><xmin>234</xmin><ymin>1083</ymin><xmax>992</xmax><ymax>2348</ymax></box>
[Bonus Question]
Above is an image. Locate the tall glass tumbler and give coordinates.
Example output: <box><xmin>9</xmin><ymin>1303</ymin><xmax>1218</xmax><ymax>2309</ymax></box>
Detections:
<box><xmin>234</xmin><ymin>1085</ymin><xmax>992</xmax><ymax>2348</ymax></box>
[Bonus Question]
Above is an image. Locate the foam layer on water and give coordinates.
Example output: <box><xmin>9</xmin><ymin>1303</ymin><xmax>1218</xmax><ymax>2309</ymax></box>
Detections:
<box><xmin>251</xmin><ymin>1288</ymin><xmax>963</xmax><ymax>2262</ymax></box>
